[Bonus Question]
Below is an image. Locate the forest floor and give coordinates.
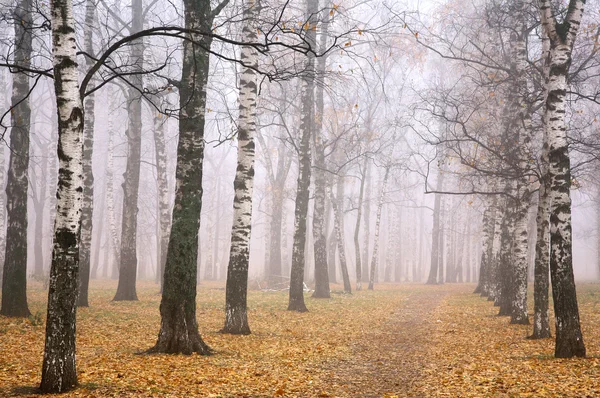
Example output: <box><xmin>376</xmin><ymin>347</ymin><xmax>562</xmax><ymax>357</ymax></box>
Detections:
<box><xmin>2</xmin><ymin>281</ymin><xmax>600</xmax><ymax>397</ymax></box>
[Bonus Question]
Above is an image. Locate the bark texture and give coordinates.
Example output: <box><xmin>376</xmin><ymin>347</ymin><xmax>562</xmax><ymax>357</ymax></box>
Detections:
<box><xmin>311</xmin><ymin>9</ymin><xmax>331</xmax><ymax>298</ymax></box>
<box><xmin>154</xmin><ymin>113</ymin><xmax>170</xmax><ymax>290</ymax></box>
<box><xmin>40</xmin><ymin>0</ymin><xmax>84</xmax><ymax>390</ymax></box>
<box><xmin>78</xmin><ymin>0</ymin><xmax>96</xmax><ymax>307</ymax></box>
<box><xmin>287</xmin><ymin>0</ymin><xmax>317</xmax><ymax>312</ymax></box>
<box><xmin>1</xmin><ymin>0</ymin><xmax>32</xmax><ymax>318</ymax></box>
<box><xmin>368</xmin><ymin>167</ymin><xmax>390</xmax><ymax>290</ymax></box>
<box><xmin>148</xmin><ymin>0</ymin><xmax>215</xmax><ymax>354</ymax></box>
<box><xmin>539</xmin><ymin>0</ymin><xmax>586</xmax><ymax>358</ymax></box>
<box><xmin>222</xmin><ymin>0</ymin><xmax>259</xmax><ymax>335</ymax></box>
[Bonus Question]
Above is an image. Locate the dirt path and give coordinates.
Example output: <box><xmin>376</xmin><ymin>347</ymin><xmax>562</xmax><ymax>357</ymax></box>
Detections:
<box><xmin>321</xmin><ymin>285</ymin><xmax>451</xmax><ymax>397</ymax></box>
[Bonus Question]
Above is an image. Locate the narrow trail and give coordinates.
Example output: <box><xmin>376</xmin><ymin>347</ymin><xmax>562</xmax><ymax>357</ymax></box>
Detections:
<box><xmin>321</xmin><ymin>285</ymin><xmax>452</xmax><ymax>397</ymax></box>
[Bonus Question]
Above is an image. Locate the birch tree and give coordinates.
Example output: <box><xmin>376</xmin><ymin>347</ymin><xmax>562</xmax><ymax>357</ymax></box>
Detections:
<box><xmin>288</xmin><ymin>0</ymin><xmax>318</xmax><ymax>313</ymax></box>
<box><xmin>538</xmin><ymin>0</ymin><xmax>586</xmax><ymax>358</ymax></box>
<box><xmin>39</xmin><ymin>0</ymin><xmax>84</xmax><ymax>389</ymax></box>
<box><xmin>368</xmin><ymin>165</ymin><xmax>390</xmax><ymax>290</ymax></box>
<box><xmin>222</xmin><ymin>0</ymin><xmax>259</xmax><ymax>335</ymax></box>
<box><xmin>77</xmin><ymin>0</ymin><xmax>97</xmax><ymax>307</ymax></box>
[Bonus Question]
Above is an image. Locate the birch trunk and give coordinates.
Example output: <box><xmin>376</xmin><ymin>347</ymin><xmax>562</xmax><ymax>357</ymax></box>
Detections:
<box><xmin>148</xmin><ymin>0</ymin><xmax>215</xmax><ymax>354</ymax></box>
<box><xmin>33</xmin><ymin>147</ymin><xmax>48</xmax><ymax>278</ymax></box>
<box><xmin>0</xmin><ymin>72</ymin><xmax>6</xmax><ymax>282</ymax></box>
<box><xmin>508</xmin><ymin>5</ymin><xmax>532</xmax><ymax>325</ymax></box>
<box><xmin>1</xmin><ymin>0</ymin><xmax>32</xmax><ymax>317</ymax></box>
<box><xmin>326</xmin><ymin>201</ymin><xmax>337</xmax><ymax>283</ymax></box>
<box><xmin>539</xmin><ymin>0</ymin><xmax>586</xmax><ymax>358</ymax></box>
<box><xmin>154</xmin><ymin>113</ymin><xmax>170</xmax><ymax>290</ymax></box>
<box><xmin>368</xmin><ymin>166</ymin><xmax>390</xmax><ymax>290</ymax></box>
<box><xmin>475</xmin><ymin>196</ymin><xmax>496</xmax><ymax>295</ymax></box>
<box><xmin>488</xmin><ymin>195</ymin><xmax>504</xmax><ymax>302</ymax></box>
<box><xmin>287</xmin><ymin>0</ymin><xmax>317</xmax><ymax>312</ymax></box>
<box><xmin>114</xmin><ymin>0</ymin><xmax>144</xmax><ymax>301</ymax></box>
<box><xmin>497</xmin><ymin>196</ymin><xmax>515</xmax><ymax>315</ymax></box>
<box><xmin>40</xmin><ymin>0</ymin><xmax>84</xmax><ymax>388</ymax></box>
<box><xmin>531</xmin><ymin>25</ymin><xmax>552</xmax><ymax>340</ymax></box>
<box><xmin>105</xmin><ymin>111</ymin><xmax>120</xmax><ymax>279</ymax></box>
<box><xmin>311</xmin><ymin>8</ymin><xmax>331</xmax><ymax>298</ymax></box>
<box><xmin>330</xmin><ymin>177</ymin><xmax>351</xmax><ymax>293</ymax></box>
<box><xmin>362</xmin><ymin>161</ymin><xmax>371</xmax><ymax>282</ymax></box>
<box><xmin>222</xmin><ymin>0</ymin><xmax>259</xmax><ymax>334</ymax></box>
<box><xmin>77</xmin><ymin>0</ymin><xmax>96</xmax><ymax>307</ymax></box>
<box><xmin>437</xmin><ymin>197</ymin><xmax>445</xmax><ymax>284</ymax></box>
<box><xmin>353</xmin><ymin>157</ymin><xmax>368</xmax><ymax>290</ymax></box>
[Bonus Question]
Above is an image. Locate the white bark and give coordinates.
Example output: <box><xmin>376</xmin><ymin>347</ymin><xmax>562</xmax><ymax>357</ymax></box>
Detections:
<box><xmin>223</xmin><ymin>0</ymin><xmax>259</xmax><ymax>334</ymax></box>
<box><xmin>368</xmin><ymin>166</ymin><xmax>390</xmax><ymax>290</ymax></box>
<box><xmin>40</xmin><ymin>0</ymin><xmax>84</xmax><ymax>389</ymax></box>
<box><xmin>538</xmin><ymin>0</ymin><xmax>586</xmax><ymax>357</ymax></box>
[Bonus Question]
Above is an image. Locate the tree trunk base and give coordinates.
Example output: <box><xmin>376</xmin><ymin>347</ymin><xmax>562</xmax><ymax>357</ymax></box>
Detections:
<box><xmin>221</xmin><ymin>307</ymin><xmax>251</xmax><ymax>335</ymax></box>
<box><xmin>147</xmin><ymin>330</ymin><xmax>212</xmax><ymax>355</ymax></box>
<box><xmin>0</xmin><ymin>306</ymin><xmax>31</xmax><ymax>318</ymax></box>
<box><xmin>555</xmin><ymin>335</ymin><xmax>586</xmax><ymax>358</ymax></box>
<box><xmin>113</xmin><ymin>291</ymin><xmax>138</xmax><ymax>301</ymax></box>
<box><xmin>510</xmin><ymin>315</ymin><xmax>529</xmax><ymax>325</ymax></box>
<box><xmin>40</xmin><ymin>358</ymin><xmax>78</xmax><ymax>393</ymax></box>
<box><xmin>311</xmin><ymin>291</ymin><xmax>330</xmax><ymax>299</ymax></box>
<box><xmin>287</xmin><ymin>302</ymin><xmax>308</xmax><ymax>312</ymax></box>
<box><xmin>527</xmin><ymin>331</ymin><xmax>551</xmax><ymax>340</ymax></box>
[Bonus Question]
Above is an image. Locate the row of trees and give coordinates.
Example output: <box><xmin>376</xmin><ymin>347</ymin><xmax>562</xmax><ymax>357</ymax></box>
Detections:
<box><xmin>0</xmin><ymin>0</ymin><xmax>598</xmax><ymax>392</ymax></box>
<box><xmin>408</xmin><ymin>0</ymin><xmax>593</xmax><ymax>358</ymax></box>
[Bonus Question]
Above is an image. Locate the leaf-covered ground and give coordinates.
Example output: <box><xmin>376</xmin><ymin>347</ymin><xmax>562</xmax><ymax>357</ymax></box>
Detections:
<box><xmin>1</xmin><ymin>281</ymin><xmax>600</xmax><ymax>397</ymax></box>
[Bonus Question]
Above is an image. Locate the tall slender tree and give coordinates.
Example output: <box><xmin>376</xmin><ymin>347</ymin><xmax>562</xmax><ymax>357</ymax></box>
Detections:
<box><xmin>222</xmin><ymin>0</ymin><xmax>259</xmax><ymax>335</ymax></box>
<box><xmin>40</xmin><ymin>0</ymin><xmax>84</xmax><ymax>389</ymax></box>
<box><xmin>287</xmin><ymin>0</ymin><xmax>318</xmax><ymax>312</ymax></box>
<box><xmin>78</xmin><ymin>0</ymin><xmax>97</xmax><ymax>307</ymax></box>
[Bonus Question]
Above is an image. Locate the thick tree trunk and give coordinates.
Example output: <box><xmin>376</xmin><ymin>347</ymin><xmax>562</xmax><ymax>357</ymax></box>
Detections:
<box><xmin>40</xmin><ymin>0</ymin><xmax>84</xmax><ymax>390</ymax></box>
<box><xmin>368</xmin><ymin>167</ymin><xmax>390</xmax><ymax>290</ymax></box>
<box><xmin>77</xmin><ymin>0</ymin><xmax>96</xmax><ymax>307</ymax></box>
<box><xmin>148</xmin><ymin>0</ymin><xmax>214</xmax><ymax>354</ymax></box>
<box><xmin>222</xmin><ymin>0</ymin><xmax>259</xmax><ymax>334</ymax></box>
<box><xmin>1</xmin><ymin>0</ymin><xmax>32</xmax><ymax>317</ymax></box>
<box><xmin>531</xmin><ymin>28</ymin><xmax>552</xmax><ymax>340</ymax></box>
<box><xmin>539</xmin><ymin>0</ymin><xmax>586</xmax><ymax>358</ymax></box>
<box><xmin>114</xmin><ymin>0</ymin><xmax>144</xmax><ymax>301</ymax></box>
